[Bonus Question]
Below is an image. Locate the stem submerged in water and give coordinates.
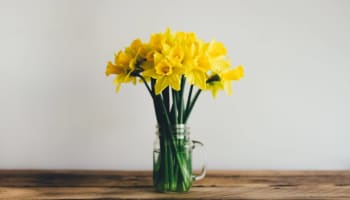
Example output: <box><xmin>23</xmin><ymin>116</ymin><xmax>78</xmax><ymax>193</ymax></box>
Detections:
<box><xmin>139</xmin><ymin>76</ymin><xmax>199</xmax><ymax>192</ymax></box>
<box><xmin>154</xmin><ymin>126</ymin><xmax>193</xmax><ymax>192</ymax></box>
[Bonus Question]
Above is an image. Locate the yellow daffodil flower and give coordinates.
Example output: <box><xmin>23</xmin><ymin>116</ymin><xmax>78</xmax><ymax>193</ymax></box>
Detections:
<box><xmin>106</xmin><ymin>28</ymin><xmax>244</xmax><ymax>97</ymax></box>
<box><xmin>207</xmin><ymin>65</ymin><xmax>244</xmax><ymax>97</ymax></box>
<box><xmin>207</xmin><ymin>79</ymin><xmax>224</xmax><ymax>98</ymax></box>
<box><xmin>143</xmin><ymin>52</ymin><xmax>183</xmax><ymax>94</ymax></box>
<box><xmin>221</xmin><ymin>65</ymin><xmax>244</xmax><ymax>95</ymax></box>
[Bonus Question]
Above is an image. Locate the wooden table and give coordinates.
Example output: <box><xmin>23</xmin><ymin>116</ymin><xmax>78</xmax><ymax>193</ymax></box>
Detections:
<box><xmin>0</xmin><ymin>170</ymin><xmax>350</xmax><ymax>199</ymax></box>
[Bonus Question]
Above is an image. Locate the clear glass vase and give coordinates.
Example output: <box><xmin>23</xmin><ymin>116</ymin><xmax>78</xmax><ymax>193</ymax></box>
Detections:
<box><xmin>153</xmin><ymin>124</ymin><xmax>206</xmax><ymax>192</ymax></box>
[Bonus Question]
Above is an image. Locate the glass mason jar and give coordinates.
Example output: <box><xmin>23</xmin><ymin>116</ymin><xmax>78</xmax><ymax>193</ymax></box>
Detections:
<box><xmin>153</xmin><ymin>124</ymin><xmax>206</xmax><ymax>192</ymax></box>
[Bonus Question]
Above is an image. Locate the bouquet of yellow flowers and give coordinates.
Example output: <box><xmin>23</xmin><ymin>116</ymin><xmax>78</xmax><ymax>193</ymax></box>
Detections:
<box><xmin>106</xmin><ymin>28</ymin><xmax>244</xmax><ymax>192</ymax></box>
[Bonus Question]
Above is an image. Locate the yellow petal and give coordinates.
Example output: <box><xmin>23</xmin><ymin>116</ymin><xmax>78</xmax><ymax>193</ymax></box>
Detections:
<box><xmin>149</xmin><ymin>33</ymin><xmax>163</xmax><ymax>51</ymax></box>
<box><xmin>196</xmin><ymin>54</ymin><xmax>211</xmax><ymax>71</ymax></box>
<box><xmin>113</xmin><ymin>77</ymin><xmax>122</xmax><ymax>92</ymax></box>
<box><xmin>115</xmin><ymin>51</ymin><xmax>132</xmax><ymax>66</ymax></box>
<box><xmin>142</xmin><ymin>69</ymin><xmax>158</xmax><ymax>79</ymax></box>
<box><xmin>168</xmin><ymin>74</ymin><xmax>181</xmax><ymax>91</ymax></box>
<box><xmin>207</xmin><ymin>40</ymin><xmax>227</xmax><ymax>58</ymax></box>
<box><xmin>207</xmin><ymin>82</ymin><xmax>223</xmax><ymax>99</ymax></box>
<box><xmin>153</xmin><ymin>52</ymin><xmax>164</xmax><ymax>65</ymax></box>
<box><xmin>191</xmin><ymin>70</ymin><xmax>206</xmax><ymax>90</ymax></box>
<box><xmin>106</xmin><ymin>61</ymin><xmax>125</xmax><ymax>76</ymax></box>
<box><xmin>146</xmin><ymin>50</ymin><xmax>156</xmax><ymax>62</ymax></box>
<box><xmin>222</xmin><ymin>65</ymin><xmax>244</xmax><ymax>80</ymax></box>
<box><xmin>155</xmin><ymin>59</ymin><xmax>173</xmax><ymax>76</ymax></box>
<box><xmin>155</xmin><ymin>77</ymin><xmax>169</xmax><ymax>95</ymax></box>
<box><xmin>105</xmin><ymin>61</ymin><xmax>116</xmax><ymax>76</ymax></box>
<box><xmin>115</xmin><ymin>83</ymin><xmax>121</xmax><ymax>92</ymax></box>
<box><xmin>223</xmin><ymin>81</ymin><xmax>233</xmax><ymax>95</ymax></box>
<box><xmin>168</xmin><ymin>45</ymin><xmax>184</xmax><ymax>65</ymax></box>
<box><xmin>130</xmin><ymin>39</ymin><xmax>143</xmax><ymax>51</ymax></box>
<box><xmin>210</xmin><ymin>58</ymin><xmax>231</xmax><ymax>73</ymax></box>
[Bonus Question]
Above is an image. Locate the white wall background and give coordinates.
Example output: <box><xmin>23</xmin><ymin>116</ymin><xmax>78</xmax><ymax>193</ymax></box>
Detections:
<box><xmin>0</xmin><ymin>0</ymin><xmax>349</xmax><ymax>170</ymax></box>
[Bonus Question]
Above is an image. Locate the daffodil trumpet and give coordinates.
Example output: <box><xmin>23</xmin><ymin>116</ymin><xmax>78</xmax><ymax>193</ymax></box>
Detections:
<box><xmin>106</xmin><ymin>28</ymin><xmax>244</xmax><ymax>192</ymax></box>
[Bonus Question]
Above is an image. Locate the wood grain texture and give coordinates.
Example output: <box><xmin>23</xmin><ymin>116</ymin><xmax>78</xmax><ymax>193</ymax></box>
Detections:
<box><xmin>0</xmin><ymin>170</ymin><xmax>349</xmax><ymax>199</ymax></box>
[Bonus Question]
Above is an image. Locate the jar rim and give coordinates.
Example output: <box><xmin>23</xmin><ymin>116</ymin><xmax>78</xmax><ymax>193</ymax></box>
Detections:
<box><xmin>156</xmin><ymin>124</ymin><xmax>189</xmax><ymax>129</ymax></box>
<box><xmin>156</xmin><ymin>124</ymin><xmax>190</xmax><ymax>136</ymax></box>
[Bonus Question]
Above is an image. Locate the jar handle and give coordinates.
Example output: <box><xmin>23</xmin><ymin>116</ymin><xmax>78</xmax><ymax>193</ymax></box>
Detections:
<box><xmin>192</xmin><ymin>140</ymin><xmax>206</xmax><ymax>181</ymax></box>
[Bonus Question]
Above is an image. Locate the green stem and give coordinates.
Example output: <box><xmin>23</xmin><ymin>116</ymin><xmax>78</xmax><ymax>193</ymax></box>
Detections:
<box><xmin>170</xmin><ymin>103</ymin><xmax>175</xmax><ymax>124</ymax></box>
<box><xmin>178</xmin><ymin>76</ymin><xmax>186</xmax><ymax>124</ymax></box>
<box><xmin>151</xmin><ymin>79</ymin><xmax>171</xmax><ymax>129</ymax></box>
<box><xmin>184</xmin><ymin>89</ymin><xmax>202</xmax><ymax>123</ymax></box>
<box><xmin>172</xmin><ymin>89</ymin><xmax>178</xmax><ymax>125</ymax></box>
<box><xmin>137</xmin><ymin>75</ymin><xmax>154</xmax><ymax>98</ymax></box>
<box><xmin>139</xmin><ymin>76</ymin><xmax>163</xmax><ymax>125</ymax></box>
<box><xmin>185</xmin><ymin>85</ymin><xmax>193</xmax><ymax>114</ymax></box>
<box><xmin>151</xmin><ymin>78</ymin><xmax>194</xmax><ymax>192</ymax></box>
<box><xmin>162</xmin><ymin>87</ymin><xmax>170</xmax><ymax>112</ymax></box>
<box><xmin>163</xmin><ymin>135</ymin><xmax>169</xmax><ymax>189</ymax></box>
